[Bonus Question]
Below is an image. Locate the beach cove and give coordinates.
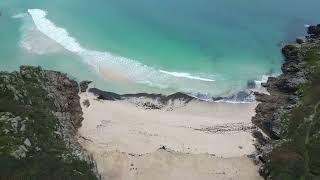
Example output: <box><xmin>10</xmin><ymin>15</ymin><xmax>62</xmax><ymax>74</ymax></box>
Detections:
<box><xmin>78</xmin><ymin>89</ymin><xmax>262</xmax><ymax>180</ymax></box>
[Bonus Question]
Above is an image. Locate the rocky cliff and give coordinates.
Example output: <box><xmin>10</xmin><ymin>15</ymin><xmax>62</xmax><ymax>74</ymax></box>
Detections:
<box><xmin>252</xmin><ymin>25</ymin><xmax>320</xmax><ymax>180</ymax></box>
<box><xmin>0</xmin><ymin>66</ymin><xmax>99</xmax><ymax>179</ymax></box>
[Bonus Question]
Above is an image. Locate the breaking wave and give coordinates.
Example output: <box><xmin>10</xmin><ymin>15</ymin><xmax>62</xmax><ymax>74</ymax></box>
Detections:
<box><xmin>27</xmin><ymin>8</ymin><xmax>275</xmax><ymax>103</ymax></box>
<box><xmin>27</xmin><ymin>9</ymin><xmax>216</xmax><ymax>92</ymax></box>
<box><xmin>159</xmin><ymin>70</ymin><xmax>215</xmax><ymax>82</ymax></box>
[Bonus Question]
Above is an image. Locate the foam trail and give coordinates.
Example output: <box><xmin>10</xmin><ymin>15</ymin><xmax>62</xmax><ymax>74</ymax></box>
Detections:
<box><xmin>27</xmin><ymin>9</ymin><xmax>216</xmax><ymax>85</ymax></box>
<box><xmin>28</xmin><ymin>9</ymin><xmax>83</xmax><ymax>53</ymax></box>
<box><xmin>159</xmin><ymin>70</ymin><xmax>215</xmax><ymax>82</ymax></box>
<box><xmin>27</xmin><ymin>8</ymin><xmax>226</xmax><ymax>101</ymax></box>
<box><xmin>12</xmin><ymin>13</ymin><xmax>28</xmax><ymax>19</ymax></box>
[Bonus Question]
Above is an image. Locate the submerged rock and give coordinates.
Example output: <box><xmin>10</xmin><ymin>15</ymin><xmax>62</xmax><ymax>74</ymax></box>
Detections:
<box><xmin>247</xmin><ymin>80</ymin><xmax>256</xmax><ymax>89</ymax></box>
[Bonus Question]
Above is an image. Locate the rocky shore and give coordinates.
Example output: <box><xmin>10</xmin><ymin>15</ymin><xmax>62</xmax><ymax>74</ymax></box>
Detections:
<box><xmin>252</xmin><ymin>25</ymin><xmax>320</xmax><ymax>179</ymax></box>
<box><xmin>0</xmin><ymin>66</ymin><xmax>99</xmax><ymax>179</ymax></box>
<box><xmin>1</xmin><ymin>23</ymin><xmax>319</xmax><ymax>179</ymax></box>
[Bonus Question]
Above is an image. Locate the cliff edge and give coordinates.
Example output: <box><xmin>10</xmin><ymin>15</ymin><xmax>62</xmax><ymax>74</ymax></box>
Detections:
<box><xmin>0</xmin><ymin>66</ymin><xmax>99</xmax><ymax>179</ymax></box>
<box><xmin>252</xmin><ymin>25</ymin><xmax>320</xmax><ymax>180</ymax></box>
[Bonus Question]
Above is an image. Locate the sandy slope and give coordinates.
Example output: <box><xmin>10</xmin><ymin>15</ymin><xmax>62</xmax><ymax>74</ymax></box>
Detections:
<box><xmin>78</xmin><ymin>92</ymin><xmax>262</xmax><ymax>180</ymax></box>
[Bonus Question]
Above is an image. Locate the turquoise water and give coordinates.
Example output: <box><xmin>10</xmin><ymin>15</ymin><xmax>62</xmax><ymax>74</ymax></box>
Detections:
<box><xmin>1</xmin><ymin>0</ymin><xmax>320</xmax><ymax>98</ymax></box>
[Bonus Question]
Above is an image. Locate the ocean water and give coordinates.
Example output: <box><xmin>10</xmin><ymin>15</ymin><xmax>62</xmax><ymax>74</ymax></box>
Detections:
<box><xmin>1</xmin><ymin>0</ymin><xmax>320</xmax><ymax>100</ymax></box>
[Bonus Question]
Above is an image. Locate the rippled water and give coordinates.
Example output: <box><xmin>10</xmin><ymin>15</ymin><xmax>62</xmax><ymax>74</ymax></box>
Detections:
<box><xmin>1</xmin><ymin>0</ymin><xmax>320</xmax><ymax>99</ymax></box>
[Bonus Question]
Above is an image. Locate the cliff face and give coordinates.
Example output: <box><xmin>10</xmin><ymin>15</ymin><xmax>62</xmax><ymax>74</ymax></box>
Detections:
<box><xmin>253</xmin><ymin>25</ymin><xmax>320</xmax><ymax>180</ymax></box>
<box><xmin>0</xmin><ymin>66</ymin><xmax>98</xmax><ymax>180</ymax></box>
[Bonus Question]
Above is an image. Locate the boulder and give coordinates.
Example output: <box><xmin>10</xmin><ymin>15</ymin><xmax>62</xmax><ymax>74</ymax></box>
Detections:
<box><xmin>79</xmin><ymin>80</ymin><xmax>92</xmax><ymax>92</ymax></box>
<box><xmin>83</xmin><ymin>99</ymin><xmax>90</xmax><ymax>108</ymax></box>
<box><xmin>296</xmin><ymin>37</ymin><xmax>305</xmax><ymax>44</ymax></box>
<box><xmin>281</xmin><ymin>45</ymin><xmax>301</xmax><ymax>61</ymax></box>
<box><xmin>24</xmin><ymin>138</ymin><xmax>31</xmax><ymax>147</ymax></box>
<box><xmin>307</xmin><ymin>24</ymin><xmax>320</xmax><ymax>37</ymax></box>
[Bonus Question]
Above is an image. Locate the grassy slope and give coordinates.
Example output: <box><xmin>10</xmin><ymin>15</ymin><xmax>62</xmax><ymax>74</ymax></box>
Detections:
<box><xmin>0</xmin><ymin>67</ymin><xmax>98</xmax><ymax>180</ymax></box>
<box><xmin>266</xmin><ymin>42</ymin><xmax>320</xmax><ymax>180</ymax></box>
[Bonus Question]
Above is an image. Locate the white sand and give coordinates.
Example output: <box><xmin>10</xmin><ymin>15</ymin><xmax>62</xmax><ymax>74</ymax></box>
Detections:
<box><xmin>91</xmin><ymin>150</ymin><xmax>262</xmax><ymax>180</ymax></box>
<box><xmin>78</xmin><ymin>92</ymin><xmax>262</xmax><ymax>180</ymax></box>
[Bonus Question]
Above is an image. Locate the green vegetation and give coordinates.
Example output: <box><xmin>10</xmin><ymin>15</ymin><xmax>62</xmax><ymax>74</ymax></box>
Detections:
<box><xmin>0</xmin><ymin>67</ymin><xmax>98</xmax><ymax>180</ymax></box>
<box><xmin>266</xmin><ymin>42</ymin><xmax>320</xmax><ymax>180</ymax></box>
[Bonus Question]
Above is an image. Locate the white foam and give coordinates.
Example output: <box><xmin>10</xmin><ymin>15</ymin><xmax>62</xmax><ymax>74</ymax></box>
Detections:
<box><xmin>159</xmin><ymin>70</ymin><xmax>215</xmax><ymax>82</ymax></box>
<box><xmin>27</xmin><ymin>9</ymin><xmax>217</xmax><ymax>90</ymax></box>
<box><xmin>12</xmin><ymin>13</ymin><xmax>28</xmax><ymax>19</ymax></box>
<box><xmin>254</xmin><ymin>74</ymin><xmax>269</xmax><ymax>89</ymax></box>
<box><xmin>28</xmin><ymin>9</ymin><xmax>84</xmax><ymax>53</ymax></box>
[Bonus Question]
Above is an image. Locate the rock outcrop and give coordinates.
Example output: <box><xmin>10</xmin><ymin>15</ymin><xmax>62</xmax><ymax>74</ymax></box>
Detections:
<box><xmin>80</xmin><ymin>80</ymin><xmax>92</xmax><ymax>92</ymax></box>
<box><xmin>252</xmin><ymin>25</ymin><xmax>320</xmax><ymax>179</ymax></box>
<box><xmin>89</xmin><ymin>88</ymin><xmax>194</xmax><ymax>103</ymax></box>
<box><xmin>0</xmin><ymin>66</ymin><xmax>99</xmax><ymax>179</ymax></box>
<box><xmin>252</xmin><ymin>43</ymin><xmax>307</xmax><ymax>140</ymax></box>
<box><xmin>307</xmin><ymin>24</ymin><xmax>320</xmax><ymax>38</ymax></box>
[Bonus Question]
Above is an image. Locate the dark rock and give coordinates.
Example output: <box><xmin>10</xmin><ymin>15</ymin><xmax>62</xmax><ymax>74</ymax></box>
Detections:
<box><xmin>123</xmin><ymin>92</ymin><xmax>194</xmax><ymax>104</ymax></box>
<box><xmin>281</xmin><ymin>45</ymin><xmax>301</xmax><ymax>61</ymax></box>
<box><xmin>89</xmin><ymin>88</ymin><xmax>122</xmax><ymax>101</ymax></box>
<box><xmin>160</xmin><ymin>146</ymin><xmax>167</xmax><ymax>150</ymax></box>
<box><xmin>89</xmin><ymin>88</ymin><xmax>194</xmax><ymax>105</ymax></box>
<box><xmin>83</xmin><ymin>99</ymin><xmax>90</xmax><ymax>107</ymax></box>
<box><xmin>79</xmin><ymin>80</ymin><xmax>92</xmax><ymax>92</ymax></box>
<box><xmin>252</xmin><ymin>130</ymin><xmax>268</xmax><ymax>145</ymax></box>
<box><xmin>258</xmin><ymin>155</ymin><xmax>266</xmax><ymax>163</ymax></box>
<box><xmin>141</xmin><ymin>102</ymin><xmax>162</xmax><ymax>110</ymax></box>
<box><xmin>235</xmin><ymin>91</ymin><xmax>252</xmax><ymax>101</ymax></box>
<box><xmin>307</xmin><ymin>24</ymin><xmax>320</xmax><ymax>37</ymax></box>
<box><xmin>261</xmin><ymin>82</ymin><xmax>268</xmax><ymax>88</ymax></box>
<box><xmin>247</xmin><ymin>80</ymin><xmax>256</xmax><ymax>89</ymax></box>
<box><xmin>252</xmin><ymin>25</ymin><xmax>316</xmax><ymax>169</ymax></box>
<box><xmin>212</xmin><ymin>96</ymin><xmax>224</xmax><ymax>101</ymax></box>
<box><xmin>212</xmin><ymin>90</ymin><xmax>253</xmax><ymax>102</ymax></box>
<box><xmin>296</xmin><ymin>37</ymin><xmax>305</xmax><ymax>44</ymax></box>
<box><xmin>254</xmin><ymin>92</ymin><xmax>270</xmax><ymax>103</ymax></box>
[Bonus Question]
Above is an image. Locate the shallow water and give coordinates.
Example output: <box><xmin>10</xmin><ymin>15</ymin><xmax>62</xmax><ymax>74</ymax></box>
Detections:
<box><xmin>1</xmin><ymin>0</ymin><xmax>320</xmax><ymax>99</ymax></box>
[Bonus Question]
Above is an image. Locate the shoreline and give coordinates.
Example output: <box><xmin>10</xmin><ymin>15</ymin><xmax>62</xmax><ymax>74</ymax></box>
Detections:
<box><xmin>78</xmin><ymin>90</ymin><xmax>262</xmax><ymax>180</ymax></box>
<box><xmin>251</xmin><ymin>25</ymin><xmax>320</xmax><ymax>178</ymax></box>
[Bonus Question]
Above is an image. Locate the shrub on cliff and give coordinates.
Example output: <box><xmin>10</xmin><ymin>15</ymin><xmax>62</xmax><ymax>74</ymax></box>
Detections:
<box><xmin>0</xmin><ymin>66</ymin><xmax>98</xmax><ymax>180</ymax></box>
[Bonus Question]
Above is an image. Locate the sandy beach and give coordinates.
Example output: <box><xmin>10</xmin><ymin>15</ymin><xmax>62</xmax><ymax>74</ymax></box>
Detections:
<box><xmin>78</xmin><ymin>92</ymin><xmax>262</xmax><ymax>180</ymax></box>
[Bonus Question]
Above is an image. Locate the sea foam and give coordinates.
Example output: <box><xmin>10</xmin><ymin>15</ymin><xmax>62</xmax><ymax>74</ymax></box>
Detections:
<box><xmin>28</xmin><ymin>9</ymin><xmax>83</xmax><ymax>53</ymax></box>
<box><xmin>159</xmin><ymin>70</ymin><xmax>215</xmax><ymax>82</ymax></box>
<box><xmin>12</xmin><ymin>13</ymin><xmax>28</xmax><ymax>19</ymax></box>
<box><xmin>27</xmin><ymin>9</ymin><xmax>216</xmax><ymax>94</ymax></box>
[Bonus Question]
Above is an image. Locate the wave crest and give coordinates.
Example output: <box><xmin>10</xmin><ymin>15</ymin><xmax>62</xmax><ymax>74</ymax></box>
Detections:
<box><xmin>159</xmin><ymin>70</ymin><xmax>215</xmax><ymax>82</ymax></box>
<box><xmin>27</xmin><ymin>9</ymin><xmax>217</xmax><ymax>93</ymax></box>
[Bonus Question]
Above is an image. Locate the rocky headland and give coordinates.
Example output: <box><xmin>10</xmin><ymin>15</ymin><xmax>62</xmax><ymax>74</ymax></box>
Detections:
<box><xmin>1</xmin><ymin>24</ymin><xmax>319</xmax><ymax>180</ymax></box>
<box><xmin>252</xmin><ymin>24</ymin><xmax>320</xmax><ymax>180</ymax></box>
<box><xmin>0</xmin><ymin>66</ymin><xmax>99</xmax><ymax>179</ymax></box>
